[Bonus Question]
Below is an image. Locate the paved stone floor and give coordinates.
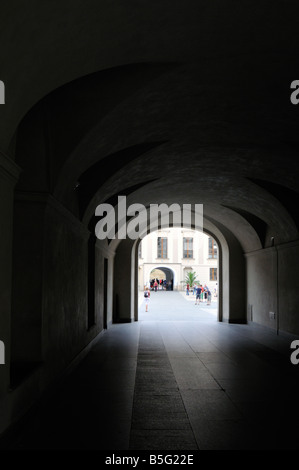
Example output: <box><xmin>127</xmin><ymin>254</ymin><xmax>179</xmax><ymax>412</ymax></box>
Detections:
<box><xmin>2</xmin><ymin>291</ymin><xmax>299</xmax><ymax>450</ymax></box>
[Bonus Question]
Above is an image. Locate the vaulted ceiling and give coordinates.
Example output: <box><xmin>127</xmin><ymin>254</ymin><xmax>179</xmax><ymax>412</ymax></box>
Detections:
<box><xmin>2</xmin><ymin>1</ymin><xmax>299</xmax><ymax>252</ymax></box>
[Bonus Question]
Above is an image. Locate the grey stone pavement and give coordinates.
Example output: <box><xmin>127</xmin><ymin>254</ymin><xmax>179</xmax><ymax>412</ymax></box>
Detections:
<box><xmin>3</xmin><ymin>291</ymin><xmax>299</xmax><ymax>450</ymax></box>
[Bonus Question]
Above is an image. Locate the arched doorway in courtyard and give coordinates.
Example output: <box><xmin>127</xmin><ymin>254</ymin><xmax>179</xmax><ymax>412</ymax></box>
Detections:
<box><xmin>149</xmin><ymin>267</ymin><xmax>175</xmax><ymax>291</ymax></box>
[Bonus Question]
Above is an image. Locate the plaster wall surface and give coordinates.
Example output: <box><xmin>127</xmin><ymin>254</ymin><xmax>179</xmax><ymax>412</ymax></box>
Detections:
<box><xmin>246</xmin><ymin>249</ymin><xmax>277</xmax><ymax>330</ymax></box>
<box><xmin>0</xmin><ymin>154</ymin><xmax>20</xmax><ymax>398</ymax></box>
<box><xmin>277</xmin><ymin>242</ymin><xmax>299</xmax><ymax>335</ymax></box>
<box><xmin>41</xmin><ymin>200</ymin><xmax>93</xmax><ymax>385</ymax></box>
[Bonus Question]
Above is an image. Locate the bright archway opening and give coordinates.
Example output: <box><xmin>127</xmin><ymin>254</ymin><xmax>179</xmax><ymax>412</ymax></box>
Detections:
<box><xmin>137</xmin><ymin>228</ymin><xmax>219</xmax><ymax>320</ymax></box>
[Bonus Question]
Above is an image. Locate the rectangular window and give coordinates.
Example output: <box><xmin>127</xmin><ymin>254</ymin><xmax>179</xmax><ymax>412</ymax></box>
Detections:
<box><xmin>157</xmin><ymin>237</ymin><xmax>167</xmax><ymax>258</ymax></box>
<box><xmin>208</xmin><ymin>237</ymin><xmax>218</xmax><ymax>259</ymax></box>
<box><xmin>210</xmin><ymin>268</ymin><xmax>217</xmax><ymax>281</ymax></box>
<box><xmin>183</xmin><ymin>237</ymin><xmax>193</xmax><ymax>258</ymax></box>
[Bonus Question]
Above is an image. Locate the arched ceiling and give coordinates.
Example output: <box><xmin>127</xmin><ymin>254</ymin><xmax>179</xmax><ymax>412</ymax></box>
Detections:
<box><xmin>1</xmin><ymin>0</ymin><xmax>299</xmax><ymax>150</ymax></box>
<box><xmin>3</xmin><ymin>1</ymin><xmax>299</xmax><ymax>253</ymax></box>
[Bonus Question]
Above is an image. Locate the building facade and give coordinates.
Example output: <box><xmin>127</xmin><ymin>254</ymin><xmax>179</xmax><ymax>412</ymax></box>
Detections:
<box><xmin>138</xmin><ymin>228</ymin><xmax>218</xmax><ymax>292</ymax></box>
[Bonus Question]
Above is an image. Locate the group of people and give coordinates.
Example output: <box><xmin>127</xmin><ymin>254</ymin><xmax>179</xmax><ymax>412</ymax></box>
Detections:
<box><xmin>186</xmin><ymin>283</ymin><xmax>212</xmax><ymax>305</ymax></box>
<box><xmin>149</xmin><ymin>278</ymin><xmax>173</xmax><ymax>291</ymax></box>
<box><xmin>144</xmin><ymin>281</ymin><xmax>213</xmax><ymax>313</ymax></box>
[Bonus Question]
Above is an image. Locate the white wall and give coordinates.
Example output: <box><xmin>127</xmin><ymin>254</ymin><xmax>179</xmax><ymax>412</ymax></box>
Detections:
<box><xmin>138</xmin><ymin>228</ymin><xmax>218</xmax><ymax>290</ymax></box>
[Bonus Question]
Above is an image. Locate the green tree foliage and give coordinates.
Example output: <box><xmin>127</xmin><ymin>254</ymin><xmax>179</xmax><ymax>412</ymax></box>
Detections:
<box><xmin>184</xmin><ymin>271</ymin><xmax>198</xmax><ymax>287</ymax></box>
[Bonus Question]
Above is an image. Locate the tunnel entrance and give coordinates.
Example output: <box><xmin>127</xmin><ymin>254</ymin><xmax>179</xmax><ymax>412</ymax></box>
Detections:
<box><xmin>136</xmin><ymin>228</ymin><xmax>219</xmax><ymax>320</ymax></box>
<box><xmin>113</xmin><ymin>210</ymin><xmax>246</xmax><ymax>325</ymax></box>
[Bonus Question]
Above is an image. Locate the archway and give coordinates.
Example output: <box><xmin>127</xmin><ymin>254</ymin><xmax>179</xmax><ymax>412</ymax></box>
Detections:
<box><xmin>153</xmin><ymin>267</ymin><xmax>174</xmax><ymax>290</ymax></box>
<box><xmin>148</xmin><ymin>266</ymin><xmax>175</xmax><ymax>291</ymax></box>
<box><xmin>110</xmin><ymin>221</ymin><xmax>227</xmax><ymax>324</ymax></box>
<box><xmin>133</xmin><ymin>226</ymin><xmax>221</xmax><ymax>320</ymax></box>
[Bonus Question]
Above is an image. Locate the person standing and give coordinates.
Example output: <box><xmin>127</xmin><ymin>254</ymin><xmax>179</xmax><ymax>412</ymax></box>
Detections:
<box><xmin>195</xmin><ymin>285</ymin><xmax>202</xmax><ymax>305</ymax></box>
<box><xmin>207</xmin><ymin>287</ymin><xmax>212</xmax><ymax>305</ymax></box>
<box><xmin>144</xmin><ymin>286</ymin><xmax>150</xmax><ymax>312</ymax></box>
<box><xmin>203</xmin><ymin>285</ymin><xmax>208</xmax><ymax>302</ymax></box>
<box><xmin>186</xmin><ymin>283</ymin><xmax>190</xmax><ymax>295</ymax></box>
<box><xmin>200</xmin><ymin>284</ymin><xmax>204</xmax><ymax>302</ymax></box>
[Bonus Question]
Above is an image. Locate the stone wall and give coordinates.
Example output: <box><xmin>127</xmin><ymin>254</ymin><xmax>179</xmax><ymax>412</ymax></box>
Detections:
<box><xmin>246</xmin><ymin>241</ymin><xmax>299</xmax><ymax>336</ymax></box>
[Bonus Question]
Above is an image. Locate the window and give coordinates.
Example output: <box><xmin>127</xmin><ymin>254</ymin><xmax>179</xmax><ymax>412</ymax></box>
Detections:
<box><xmin>210</xmin><ymin>268</ymin><xmax>217</xmax><ymax>281</ymax></box>
<box><xmin>208</xmin><ymin>237</ymin><xmax>218</xmax><ymax>259</ymax></box>
<box><xmin>183</xmin><ymin>237</ymin><xmax>193</xmax><ymax>258</ymax></box>
<box><xmin>157</xmin><ymin>237</ymin><xmax>167</xmax><ymax>258</ymax></box>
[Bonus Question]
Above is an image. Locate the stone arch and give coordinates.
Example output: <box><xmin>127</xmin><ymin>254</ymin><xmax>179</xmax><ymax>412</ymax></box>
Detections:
<box><xmin>147</xmin><ymin>265</ymin><xmax>177</xmax><ymax>291</ymax></box>
<box><xmin>111</xmin><ymin>215</ymin><xmax>244</xmax><ymax>325</ymax></box>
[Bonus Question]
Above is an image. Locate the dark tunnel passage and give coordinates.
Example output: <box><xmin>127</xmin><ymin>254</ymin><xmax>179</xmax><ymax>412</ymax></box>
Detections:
<box><xmin>0</xmin><ymin>1</ymin><xmax>299</xmax><ymax>454</ymax></box>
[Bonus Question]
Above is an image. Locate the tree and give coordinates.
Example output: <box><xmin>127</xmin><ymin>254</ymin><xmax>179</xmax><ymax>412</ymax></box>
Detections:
<box><xmin>184</xmin><ymin>271</ymin><xmax>198</xmax><ymax>287</ymax></box>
